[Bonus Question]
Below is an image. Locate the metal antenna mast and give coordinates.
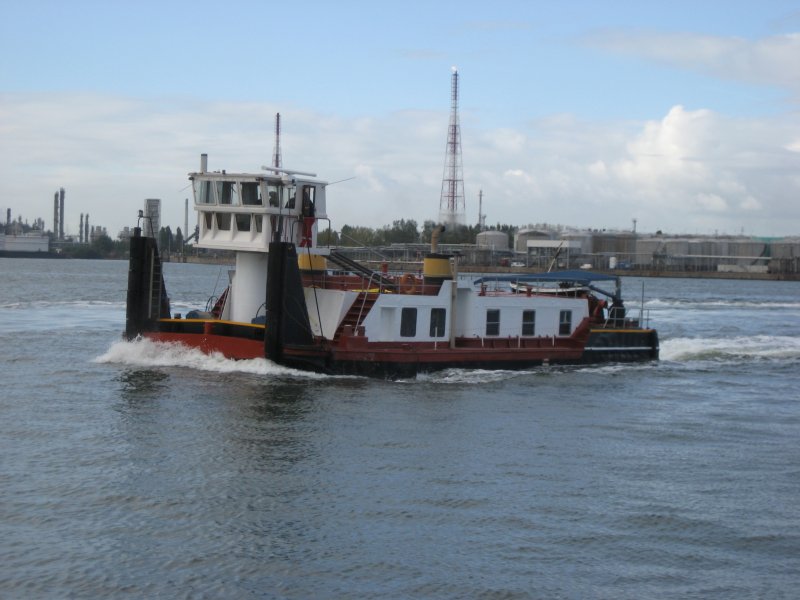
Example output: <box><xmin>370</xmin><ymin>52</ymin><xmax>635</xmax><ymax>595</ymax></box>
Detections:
<box><xmin>439</xmin><ymin>67</ymin><xmax>465</xmax><ymax>226</ymax></box>
<box><xmin>478</xmin><ymin>189</ymin><xmax>485</xmax><ymax>231</ymax></box>
<box><xmin>272</xmin><ymin>112</ymin><xmax>282</xmax><ymax>169</ymax></box>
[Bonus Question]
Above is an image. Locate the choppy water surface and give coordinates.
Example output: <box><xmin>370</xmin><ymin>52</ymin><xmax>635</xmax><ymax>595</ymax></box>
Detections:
<box><xmin>2</xmin><ymin>258</ymin><xmax>799</xmax><ymax>598</ymax></box>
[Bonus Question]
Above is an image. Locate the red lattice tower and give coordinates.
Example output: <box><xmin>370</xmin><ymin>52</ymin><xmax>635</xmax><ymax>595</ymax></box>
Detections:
<box><xmin>438</xmin><ymin>67</ymin><xmax>465</xmax><ymax>225</ymax></box>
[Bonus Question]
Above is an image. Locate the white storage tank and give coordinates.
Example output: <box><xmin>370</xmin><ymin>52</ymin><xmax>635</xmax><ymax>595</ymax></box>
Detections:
<box><xmin>476</xmin><ymin>230</ymin><xmax>509</xmax><ymax>250</ymax></box>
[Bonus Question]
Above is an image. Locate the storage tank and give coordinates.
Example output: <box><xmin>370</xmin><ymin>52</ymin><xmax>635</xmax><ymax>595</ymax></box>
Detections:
<box><xmin>514</xmin><ymin>228</ymin><xmax>551</xmax><ymax>252</ymax></box>
<box><xmin>476</xmin><ymin>230</ymin><xmax>509</xmax><ymax>250</ymax></box>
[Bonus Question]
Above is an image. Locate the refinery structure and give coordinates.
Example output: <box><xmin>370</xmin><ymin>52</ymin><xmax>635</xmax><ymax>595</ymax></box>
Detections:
<box><xmin>1</xmin><ymin>187</ymin><xmax>109</xmax><ymax>255</ymax></box>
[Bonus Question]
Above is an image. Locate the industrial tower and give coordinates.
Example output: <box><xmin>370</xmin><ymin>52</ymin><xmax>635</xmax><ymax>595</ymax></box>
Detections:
<box><xmin>439</xmin><ymin>67</ymin><xmax>465</xmax><ymax>226</ymax></box>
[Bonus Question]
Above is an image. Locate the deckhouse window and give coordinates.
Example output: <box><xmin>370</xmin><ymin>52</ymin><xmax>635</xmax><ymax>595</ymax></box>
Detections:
<box><xmin>400</xmin><ymin>308</ymin><xmax>417</xmax><ymax>337</ymax></box>
<box><xmin>196</xmin><ymin>180</ymin><xmax>214</xmax><ymax>204</ymax></box>
<box><xmin>430</xmin><ymin>308</ymin><xmax>446</xmax><ymax>337</ymax></box>
<box><xmin>235</xmin><ymin>214</ymin><xmax>251</xmax><ymax>232</ymax></box>
<box><xmin>267</xmin><ymin>184</ymin><xmax>280</xmax><ymax>207</ymax></box>
<box><xmin>217</xmin><ymin>181</ymin><xmax>236</xmax><ymax>205</ymax></box>
<box><xmin>559</xmin><ymin>310</ymin><xmax>572</xmax><ymax>335</ymax></box>
<box><xmin>486</xmin><ymin>309</ymin><xmax>500</xmax><ymax>336</ymax></box>
<box><xmin>216</xmin><ymin>213</ymin><xmax>231</xmax><ymax>231</ymax></box>
<box><xmin>241</xmin><ymin>182</ymin><xmax>263</xmax><ymax>206</ymax></box>
<box><xmin>522</xmin><ymin>310</ymin><xmax>536</xmax><ymax>336</ymax></box>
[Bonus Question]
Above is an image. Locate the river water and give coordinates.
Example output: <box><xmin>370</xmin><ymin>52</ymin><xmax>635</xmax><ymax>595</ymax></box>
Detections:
<box><xmin>2</xmin><ymin>257</ymin><xmax>799</xmax><ymax>599</ymax></box>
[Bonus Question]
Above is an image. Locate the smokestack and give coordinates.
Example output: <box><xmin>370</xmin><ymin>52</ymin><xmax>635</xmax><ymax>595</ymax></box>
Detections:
<box><xmin>200</xmin><ymin>153</ymin><xmax>208</xmax><ymax>173</ymax></box>
<box><xmin>53</xmin><ymin>192</ymin><xmax>59</xmax><ymax>239</ymax></box>
<box><xmin>85</xmin><ymin>214</ymin><xmax>89</xmax><ymax>243</ymax></box>
<box><xmin>58</xmin><ymin>188</ymin><xmax>65</xmax><ymax>240</ymax></box>
<box><xmin>431</xmin><ymin>225</ymin><xmax>446</xmax><ymax>253</ymax></box>
<box><xmin>79</xmin><ymin>214</ymin><xmax>84</xmax><ymax>243</ymax></box>
<box><xmin>6</xmin><ymin>208</ymin><xmax>10</xmax><ymax>227</ymax></box>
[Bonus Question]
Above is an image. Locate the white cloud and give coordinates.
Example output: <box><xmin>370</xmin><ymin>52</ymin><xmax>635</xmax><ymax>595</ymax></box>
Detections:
<box><xmin>586</xmin><ymin>31</ymin><xmax>800</xmax><ymax>95</ymax></box>
<box><xmin>696</xmin><ymin>193</ymin><xmax>728</xmax><ymax>212</ymax></box>
<box><xmin>0</xmin><ymin>93</ymin><xmax>798</xmax><ymax>237</ymax></box>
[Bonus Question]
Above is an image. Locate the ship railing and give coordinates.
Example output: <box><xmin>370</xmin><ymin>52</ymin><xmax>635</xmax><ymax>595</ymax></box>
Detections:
<box><xmin>601</xmin><ymin>312</ymin><xmax>650</xmax><ymax>330</ymax></box>
<box><xmin>356</xmin><ymin>272</ymin><xmax>380</xmax><ymax>326</ymax></box>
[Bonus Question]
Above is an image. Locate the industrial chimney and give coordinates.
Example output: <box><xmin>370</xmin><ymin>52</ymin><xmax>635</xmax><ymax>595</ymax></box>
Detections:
<box><xmin>59</xmin><ymin>188</ymin><xmax>65</xmax><ymax>240</ymax></box>
<box><xmin>53</xmin><ymin>192</ymin><xmax>59</xmax><ymax>239</ymax></box>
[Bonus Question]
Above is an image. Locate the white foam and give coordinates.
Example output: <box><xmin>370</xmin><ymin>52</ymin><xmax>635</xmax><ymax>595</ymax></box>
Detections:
<box><xmin>646</xmin><ymin>298</ymin><xmax>800</xmax><ymax>310</ymax></box>
<box><xmin>94</xmin><ymin>338</ymin><xmax>330</xmax><ymax>379</ymax></box>
<box><xmin>661</xmin><ymin>335</ymin><xmax>800</xmax><ymax>362</ymax></box>
<box><xmin>411</xmin><ymin>368</ymin><xmax>530</xmax><ymax>385</ymax></box>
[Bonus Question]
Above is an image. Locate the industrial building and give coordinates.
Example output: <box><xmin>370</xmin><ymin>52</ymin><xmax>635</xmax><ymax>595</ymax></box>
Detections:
<box><xmin>511</xmin><ymin>229</ymin><xmax>800</xmax><ymax>275</ymax></box>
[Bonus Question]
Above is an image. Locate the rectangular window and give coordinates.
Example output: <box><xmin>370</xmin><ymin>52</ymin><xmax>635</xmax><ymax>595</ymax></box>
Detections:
<box><xmin>254</xmin><ymin>215</ymin><xmax>263</xmax><ymax>233</ymax></box>
<box><xmin>235</xmin><ymin>214</ymin><xmax>251</xmax><ymax>232</ymax></box>
<box><xmin>216</xmin><ymin>213</ymin><xmax>231</xmax><ymax>231</ymax></box>
<box><xmin>241</xmin><ymin>182</ymin><xmax>262</xmax><ymax>205</ymax></box>
<box><xmin>486</xmin><ymin>309</ymin><xmax>500</xmax><ymax>336</ymax></box>
<box><xmin>559</xmin><ymin>310</ymin><xmax>572</xmax><ymax>335</ymax></box>
<box><xmin>400</xmin><ymin>307</ymin><xmax>417</xmax><ymax>337</ymax></box>
<box><xmin>430</xmin><ymin>308</ymin><xmax>446</xmax><ymax>337</ymax></box>
<box><xmin>267</xmin><ymin>184</ymin><xmax>280</xmax><ymax>207</ymax></box>
<box><xmin>216</xmin><ymin>181</ymin><xmax>235</xmax><ymax>205</ymax></box>
<box><xmin>522</xmin><ymin>310</ymin><xmax>536</xmax><ymax>336</ymax></box>
<box><xmin>196</xmin><ymin>180</ymin><xmax>214</xmax><ymax>204</ymax></box>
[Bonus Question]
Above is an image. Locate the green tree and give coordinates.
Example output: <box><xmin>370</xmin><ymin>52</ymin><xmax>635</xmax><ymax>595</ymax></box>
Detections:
<box><xmin>317</xmin><ymin>228</ymin><xmax>339</xmax><ymax>246</ymax></box>
<box><xmin>340</xmin><ymin>225</ymin><xmax>377</xmax><ymax>247</ymax></box>
<box><xmin>175</xmin><ymin>227</ymin><xmax>184</xmax><ymax>253</ymax></box>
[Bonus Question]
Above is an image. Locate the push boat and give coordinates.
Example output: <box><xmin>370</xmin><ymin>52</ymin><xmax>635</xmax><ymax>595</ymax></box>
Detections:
<box><xmin>125</xmin><ymin>154</ymin><xmax>659</xmax><ymax>378</ymax></box>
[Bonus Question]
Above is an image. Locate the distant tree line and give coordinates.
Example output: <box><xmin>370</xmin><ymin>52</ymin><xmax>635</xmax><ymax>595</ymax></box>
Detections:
<box><xmin>318</xmin><ymin>219</ymin><xmax>518</xmax><ymax>247</ymax></box>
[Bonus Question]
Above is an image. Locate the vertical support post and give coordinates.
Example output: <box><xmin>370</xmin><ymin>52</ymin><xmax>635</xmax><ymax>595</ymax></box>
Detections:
<box><xmin>449</xmin><ymin>256</ymin><xmax>458</xmax><ymax>349</ymax></box>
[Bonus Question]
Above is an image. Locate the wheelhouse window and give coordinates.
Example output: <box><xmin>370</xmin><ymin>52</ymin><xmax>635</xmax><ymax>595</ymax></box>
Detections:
<box><xmin>559</xmin><ymin>310</ymin><xmax>572</xmax><ymax>335</ymax></box>
<box><xmin>486</xmin><ymin>309</ymin><xmax>500</xmax><ymax>336</ymax></box>
<box><xmin>430</xmin><ymin>308</ymin><xmax>446</xmax><ymax>337</ymax></box>
<box><xmin>522</xmin><ymin>310</ymin><xmax>536</xmax><ymax>336</ymax></box>
<box><xmin>241</xmin><ymin>182</ymin><xmax>263</xmax><ymax>206</ymax></box>
<box><xmin>216</xmin><ymin>213</ymin><xmax>232</xmax><ymax>231</ymax></box>
<box><xmin>401</xmin><ymin>308</ymin><xmax>417</xmax><ymax>337</ymax></box>
<box><xmin>267</xmin><ymin>184</ymin><xmax>280</xmax><ymax>207</ymax></box>
<box><xmin>196</xmin><ymin>180</ymin><xmax>214</xmax><ymax>204</ymax></box>
<box><xmin>216</xmin><ymin>181</ymin><xmax>236</xmax><ymax>205</ymax></box>
<box><xmin>235</xmin><ymin>214</ymin><xmax>251</xmax><ymax>232</ymax></box>
<box><xmin>254</xmin><ymin>215</ymin><xmax>263</xmax><ymax>233</ymax></box>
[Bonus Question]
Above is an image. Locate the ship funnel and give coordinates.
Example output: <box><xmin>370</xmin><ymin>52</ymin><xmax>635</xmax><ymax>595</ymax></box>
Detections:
<box><xmin>425</xmin><ymin>225</ymin><xmax>452</xmax><ymax>281</ymax></box>
<box><xmin>431</xmin><ymin>225</ymin><xmax>446</xmax><ymax>253</ymax></box>
<box><xmin>200</xmin><ymin>153</ymin><xmax>208</xmax><ymax>173</ymax></box>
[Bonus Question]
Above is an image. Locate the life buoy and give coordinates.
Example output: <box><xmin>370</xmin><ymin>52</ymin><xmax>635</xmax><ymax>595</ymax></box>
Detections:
<box><xmin>398</xmin><ymin>273</ymin><xmax>417</xmax><ymax>294</ymax></box>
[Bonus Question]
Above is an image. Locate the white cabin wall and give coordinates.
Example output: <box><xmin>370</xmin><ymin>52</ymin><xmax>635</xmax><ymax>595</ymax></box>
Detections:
<box><xmin>303</xmin><ymin>288</ymin><xmax>357</xmax><ymax>338</ymax></box>
<box><xmin>363</xmin><ymin>281</ymin><xmax>454</xmax><ymax>342</ymax></box>
<box><xmin>228</xmin><ymin>252</ymin><xmax>267</xmax><ymax>323</ymax></box>
<box><xmin>457</xmin><ymin>294</ymin><xmax>588</xmax><ymax>338</ymax></box>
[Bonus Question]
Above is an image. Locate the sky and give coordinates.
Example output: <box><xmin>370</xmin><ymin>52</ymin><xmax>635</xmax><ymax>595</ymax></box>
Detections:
<box><xmin>1</xmin><ymin>0</ymin><xmax>799</xmax><ymax>239</ymax></box>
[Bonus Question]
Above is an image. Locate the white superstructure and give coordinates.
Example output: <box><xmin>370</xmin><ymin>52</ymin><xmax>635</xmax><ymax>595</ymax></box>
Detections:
<box><xmin>190</xmin><ymin>154</ymin><xmax>328</xmax><ymax>323</ymax></box>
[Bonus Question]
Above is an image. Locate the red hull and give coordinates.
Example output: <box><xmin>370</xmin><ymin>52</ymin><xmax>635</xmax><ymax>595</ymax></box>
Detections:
<box><xmin>146</xmin><ymin>331</ymin><xmax>265</xmax><ymax>360</ymax></box>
